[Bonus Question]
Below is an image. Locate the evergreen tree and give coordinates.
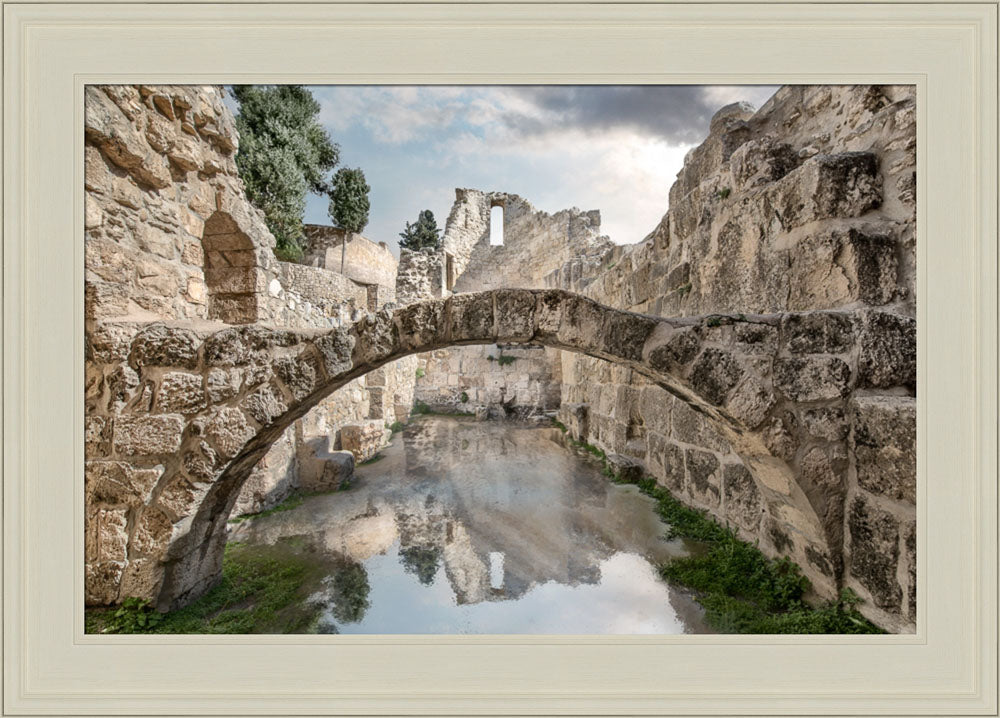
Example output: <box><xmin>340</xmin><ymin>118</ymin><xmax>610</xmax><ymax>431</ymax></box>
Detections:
<box><xmin>398</xmin><ymin>209</ymin><xmax>442</xmax><ymax>251</ymax></box>
<box><xmin>231</xmin><ymin>85</ymin><xmax>340</xmax><ymax>260</ymax></box>
<box><xmin>328</xmin><ymin>167</ymin><xmax>371</xmax><ymax>273</ymax></box>
<box><xmin>328</xmin><ymin>167</ymin><xmax>370</xmax><ymax>234</ymax></box>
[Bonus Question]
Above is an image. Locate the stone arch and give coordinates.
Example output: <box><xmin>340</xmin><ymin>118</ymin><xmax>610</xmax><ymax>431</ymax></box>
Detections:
<box><xmin>89</xmin><ymin>289</ymin><xmax>860</xmax><ymax>610</ymax></box>
<box><xmin>202</xmin><ymin>211</ymin><xmax>262</xmax><ymax>324</ymax></box>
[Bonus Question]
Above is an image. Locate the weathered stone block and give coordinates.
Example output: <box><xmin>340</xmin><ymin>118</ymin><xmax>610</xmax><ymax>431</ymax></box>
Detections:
<box><xmin>113</xmin><ymin>414</ymin><xmax>185</xmax><ymax>456</ymax></box>
<box><xmin>638</xmin><ymin>386</ymin><xmax>672</xmax><ymax>429</ymax></box>
<box><xmin>726</xmin><ymin>375</ymin><xmax>775</xmax><ymax>429</ymax></box>
<box><xmin>86</xmin><ymin>460</ymin><xmax>160</xmax><ymax>506</ymax></box>
<box><xmin>646</xmin><ymin>326</ymin><xmax>702</xmax><ymax>373</ymax></box>
<box><xmin>494</xmin><ymin>289</ymin><xmax>536</xmax><ymax>342</ymax></box>
<box><xmin>732</xmin><ymin>323</ymin><xmax>778</xmax><ymax>354</ymax></box>
<box><xmin>688</xmin><ymin>347</ymin><xmax>744</xmax><ymax>405</ymax></box>
<box><xmin>557</xmin><ymin>402</ymin><xmax>589</xmax><ymax>441</ymax></box>
<box><xmin>802</xmin><ymin>406</ymin><xmax>849</xmax><ymax>441</ymax></box>
<box><xmin>157</xmin><ymin>474</ymin><xmax>206</xmax><ymax>519</ymax></box>
<box><xmin>340</xmin><ymin>423</ymin><xmax>385</xmax><ymax>462</ymax></box>
<box><xmin>605</xmin><ymin>453</ymin><xmax>642</xmax><ymax>483</ymax></box>
<box><xmin>555</xmin><ymin>294</ymin><xmax>608</xmax><ymax>353</ymax></box>
<box><xmin>730</xmin><ymin>136</ymin><xmax>801</xmax><ymax>189</ymax></box>
<box><xmin>723</xmin><ymin>463</ymin><xmax>763</xmax><ymax>531</ymax></box>
<box><xmin>132</xmin><ymin>506</ymin><xmax>174</xmax><ymax>558</ymax></box>
<box><xmin>273</xmin><ymin>351</ymin><xmax>322</xmax><ymax>401</ymax></box>
<box><xmin>602</xmin><ymin>311</ymin><xmax>657</xmax><ymax>362</ymax></box>
<box><xmin>851</xmin><ymin>396</ymin><xmax>916</xmax><ymax>503</ymax></box>
<box><xmin>85</xmin><ymin>416</ymin><xmax>112</xmax><ymax>456</ymax></box>
<box><xmin>447</xmin><ymin>291</ymin><xmax>495</xmax><ymax>342</ymax></box>
<box><xmin>204</xmin><ymin>407</ymin><xmax>255</xmax><ymax>460</ymax></box>
<box><xmin>773</xmin><ymin>356</ymin><xmax>852</xmax><ymax>401</ymax></box>
<box><xmin>857</xmin><ymin>311</ymin><xmax>916</xmax><ymax>389</ymax></box>
<box><xmin>351</xmin><ymin>309</ymin><xmax>400</xmax><ymax>366</ymax></box>
<box><xmin>129</xmin><ymin>324</ymin><xmax>201</xmax><ymax>369</ymax></box>
<box><xmin>672</xmin><ymin>400</ymin><xmax>731</xmax><ymax>453</ymax></box>
<box><xmin>782</xmin><ymin>312</ymin><xmax>855</xmax><ymax>354</ymax></box>
<box><xmin>685</xmin><ymin>449</ymin><xmax>721</xmax><ymax>507</ymax></box>
<box><xmin>118</xmin><ymin>558</ymin><xmax>164</xmax><ymax>604</ymax></box>
<box><xmin>396</xmin><ymin>299</ymin><xmax>447</xmax><ymax>351</ymax></box>
<box><xmin>85</xmin><ymin>560</ymin><xmax>125</xmax><ymax>605</ymax></box>
<box><xmin>156</xmin><ymin>371</ymin><xmax>206</xmax><ymax>414</ymax></box>
<box><xmin>848</xmin><ymin>493</ymin><xmax>903</xmax><ymax>611</ymax></box>
<box><xmin>85</xmin><ymin>87</ymin><xmax>171</xmax><ymax>189</ymax></box>
<box><xmin>205</xmin><ymin>367</ymin><xmax>241</xmax><ymax>404</ymax></box>
<box><xmin>299</xmin><ymin>450</ymin><xmax>354</xmax><ymax>493</ymax></box>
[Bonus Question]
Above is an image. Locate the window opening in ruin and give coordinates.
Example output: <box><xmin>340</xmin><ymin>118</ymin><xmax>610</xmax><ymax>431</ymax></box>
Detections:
<box><xmin>490</xmin><ymin>205</ymin><xmax>504</xmax><ymax>246</ymax></box>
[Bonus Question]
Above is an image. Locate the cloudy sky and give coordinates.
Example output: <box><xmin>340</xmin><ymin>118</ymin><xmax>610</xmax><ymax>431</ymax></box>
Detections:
<box><xmin>298</xmin><ymin>85</ymin><xmax>778</xmax><ymax>255</ymax></box>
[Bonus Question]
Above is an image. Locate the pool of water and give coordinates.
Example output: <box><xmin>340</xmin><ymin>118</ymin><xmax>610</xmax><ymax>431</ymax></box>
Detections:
<box><xmin>229</xmin><ymin>416</ymin><xmax>711</xmax><ymax>634</ymax></box>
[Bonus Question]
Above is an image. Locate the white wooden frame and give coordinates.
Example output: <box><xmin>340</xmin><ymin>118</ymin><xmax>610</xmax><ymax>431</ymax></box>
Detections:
<box><xmin>3</xmin><ymin>2</ymin><xmax>997</xmax><ymax>715</ymax></box>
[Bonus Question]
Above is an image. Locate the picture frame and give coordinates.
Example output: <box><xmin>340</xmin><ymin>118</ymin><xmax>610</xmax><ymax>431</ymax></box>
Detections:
<box><xmin>3</xmin><ymin>1</ymin><xmax>997</xmax><ymax>715</ymax></box>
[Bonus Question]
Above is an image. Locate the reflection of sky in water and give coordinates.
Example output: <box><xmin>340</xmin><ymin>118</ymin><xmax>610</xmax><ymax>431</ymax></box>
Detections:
<box><xmin>326</xmin><ymin>542</ymin><xmax>692</xmax><ymax>634</ymax></box>
<box><xmin>233</xmin><ymin>416</ymin><xmax>711</xmax><ymax>635</ymax></box>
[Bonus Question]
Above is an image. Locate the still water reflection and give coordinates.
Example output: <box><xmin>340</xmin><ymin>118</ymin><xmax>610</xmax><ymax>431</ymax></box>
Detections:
<box><xmin>229</xmin><ymin>416</ymin><xmax>711</xmax><ymax>634</ymax></box>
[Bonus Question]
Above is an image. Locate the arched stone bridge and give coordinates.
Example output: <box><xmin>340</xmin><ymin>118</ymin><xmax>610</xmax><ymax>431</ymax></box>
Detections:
<box><xmin>85</xmin><ymin>288</ymin><xmax>913</xmax><ymax>610</ymax></box>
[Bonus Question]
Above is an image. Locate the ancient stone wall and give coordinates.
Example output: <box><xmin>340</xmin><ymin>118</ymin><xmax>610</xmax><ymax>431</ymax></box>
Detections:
<box><xmin>414</xmin><ymin>344</ymin><xmax>562</xmax><ymax>417</ymax></box>
<box><xmin>444</xmin><ymin>189</ymin><xmax>614</xmax><ymax>293</ymax></box>
<box><xmin>85</xmin><ymin>84</ymin><xmax>274</xmax><ymax>324</ymax></box>
<box><xmin>301</xmin><ymin>224</ymin><xmax>398</xmax><ymax>288</ymax></box>
<box><xmin>396</xmin><ymin>249</ymin><xmax>445</xmax><ymax>305</ymax></box>
<box><xmin>410</xmin><ymin>190</ymin><xmax>614</xmax><ymax>416</ymax></box>
<box><xmin>556</xmin><ymin>85</ymin><xmax>916</xmax><ymax>631</ymax></box>
<box><xmin>84</xmin><ymin>84</ymin><xmax>414</xmax><ymax>522</ymax></box>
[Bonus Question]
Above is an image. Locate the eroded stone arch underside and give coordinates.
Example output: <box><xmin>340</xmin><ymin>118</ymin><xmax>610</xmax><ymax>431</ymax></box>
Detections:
<box><xmin>85</xmin><ymin>287</ymin><xmax>912</xmax><ymax>611</ymax></box>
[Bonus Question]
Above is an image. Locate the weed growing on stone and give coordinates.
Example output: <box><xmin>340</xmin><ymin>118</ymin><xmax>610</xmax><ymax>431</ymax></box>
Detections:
<box><xmin>388</xmin><ymin>421</ymin><xmax>405</xmax><ymax>434</ymax></box>
<box><xmin>677</xmin><ymin>282</ymin><xmax>692</xmax><ymax>297</ymax></box>
<box><xmin>227</xmin><ymin>493</ymin><xmax>306</xmax><ymax>524</ymax></box>
<box><xmin>717</xmin><ymin>187</ymin><xmax>731</xmax><ymax>199</ymax></box>
<box><xmin>359</xmin><ymin>452</ymin><xmax>384</xmax><ymax>466</ymax></box>
<box><xmin>412</xmin><ymin>400</ymin><xmax>431</xmax><ymax>415</ymax></box>
<box><xmin>459</xmin><ymin>391</ymin><xmax>469</xmax><ymax>403</ymax></box>
<box><xmin>85</xmin><ymin>540</ymin><xmax>327</xmax><ymax>634</ymax></box>
<box><xmin>550</xmin><ymin>420</ymin><xmax>883</xmax><ymax>634</ymax></box>
<box><xmin>415</xmin><ymin>367</ymin><xmax>425</xmax><ymax>379</ymax></box>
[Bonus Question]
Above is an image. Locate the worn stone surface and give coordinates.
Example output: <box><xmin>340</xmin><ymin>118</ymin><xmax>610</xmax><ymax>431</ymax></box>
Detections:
<box><xmin>851</xmin><ymin>396</ymin><xmax>916</xmax><ymax>503</ymax></box>
<box><xmin>848</xmin><ymin>494</ymin><xmax>902</xmax><ymax>611</ymax></box>
<box><xmin>340</xmin><ymin>422</ymin><xmax>389</xmax><ymax>463</ymax></box>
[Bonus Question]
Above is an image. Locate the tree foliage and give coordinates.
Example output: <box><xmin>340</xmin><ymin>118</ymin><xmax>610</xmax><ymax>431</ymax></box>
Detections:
<box><xmin>231</xmin><ymin>85</ymin><xmax>340</xmax><ymax>261</ymax></box>
<box><xmin>328</xmin><ymin>167</ymin><xmax>371</xmax><ymax>234</ymax></box>
<box><xmin>398</xmin><ymin>209</ymin><xmax>442</xmax><ymax>251</ymax></box>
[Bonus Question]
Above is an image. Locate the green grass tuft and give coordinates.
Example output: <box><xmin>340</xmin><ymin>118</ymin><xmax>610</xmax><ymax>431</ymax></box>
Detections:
<box><xmin>85</xmin><ymin>540</ymin><xmax>329</xmax><ymax>634</ymax></box>
<box><xmin>227</xmin><ymin>493</ymin><xmax>305</xmax><ymax>524</ymax></box>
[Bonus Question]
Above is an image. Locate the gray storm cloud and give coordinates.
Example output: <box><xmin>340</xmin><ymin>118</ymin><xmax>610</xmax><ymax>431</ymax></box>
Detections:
<box><xmin>498</xmin><ymin>85</ymin><xmax>778</xmax><ymax>143</ymax></box>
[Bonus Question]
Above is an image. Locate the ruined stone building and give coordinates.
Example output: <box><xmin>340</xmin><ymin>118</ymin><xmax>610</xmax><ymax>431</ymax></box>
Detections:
<box><xmin>83</xmin><ymin>84</ymin><xmax>916</xmax><ymax>632</ymax></box>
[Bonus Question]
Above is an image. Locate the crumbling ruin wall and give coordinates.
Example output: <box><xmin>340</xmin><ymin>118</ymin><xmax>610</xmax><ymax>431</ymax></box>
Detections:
<box><xmin>556</xmin><ymin>85</ymin><xmax>916</xmax><ymax>631</ymax></box>
<box><xmin>409</xmin><ymin>190</ymin><xmax>614</xmax><ymax>414</ymax></box>
<box><xmin>84</xmin><ymin>84</ymin><xmax>414</xmax><ymax>525</ymax></box>
<box><xmin>301</xmin><ymin>224</ymin><xmax>398</xmax><ymax>289</ymax></box>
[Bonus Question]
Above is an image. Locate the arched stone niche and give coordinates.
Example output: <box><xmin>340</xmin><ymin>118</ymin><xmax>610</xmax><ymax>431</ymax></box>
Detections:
<box><xmin>202</xmin><ymin>211</ymin><xmax>263</xmax><ymax>324</ymax></box>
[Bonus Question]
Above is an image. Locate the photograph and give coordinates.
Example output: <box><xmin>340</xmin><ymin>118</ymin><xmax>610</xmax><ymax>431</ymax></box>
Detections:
<box><xmin>82</xmin><ymin>82</ymin><xmax>916</xmax><ymax>636</ymax></box>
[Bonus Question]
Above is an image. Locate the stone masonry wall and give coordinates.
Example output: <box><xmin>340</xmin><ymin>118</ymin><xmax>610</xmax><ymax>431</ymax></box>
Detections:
<box><xmin>556</xmin><ymin>85</ymin><xmax>916</xmax><ymax>631</ymax></box>
<box><xmin>411</xmin><ymin>189</ymin><xmax>615</xmax><ymax>416</ymax></box>
<box><xmin>84</xmin><ymin>84</ymin><xmax>415</xmax><ymax>524</ymax></box>
<box><xmin>301</xmin><ymin>224</ymin><xmax>398</xmax><ymax>289</ymax></box>
<box><xmin>414</xmin><ymin>344</ymin><xmax>562</xmax><ymax>417</ymax></box>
